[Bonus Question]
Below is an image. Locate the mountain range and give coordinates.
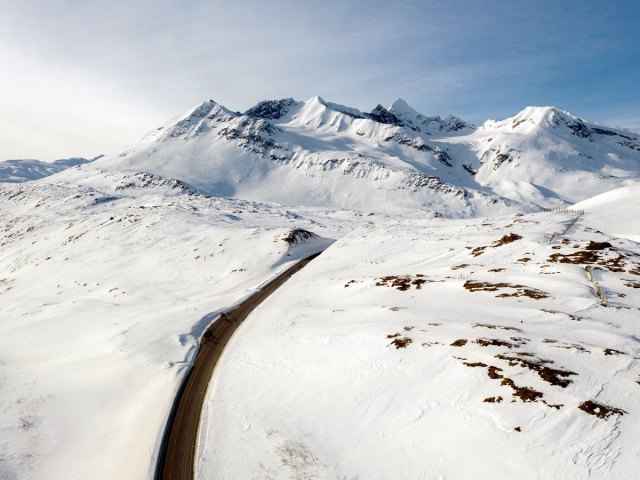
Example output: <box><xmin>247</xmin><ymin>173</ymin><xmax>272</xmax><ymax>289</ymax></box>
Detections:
<box><xmin>43</xmin><ymin>96</ymin><xmax>640</xmax><ymax>216</ymax></box>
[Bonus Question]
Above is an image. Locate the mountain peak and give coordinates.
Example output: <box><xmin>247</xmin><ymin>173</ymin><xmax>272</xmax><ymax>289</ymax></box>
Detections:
<box><xmin>508</xmin><ymin>106</ymin><xmax>591</xmax><ymax>138</ymax></box>
<box><xmin>369</xmin><ymin>104</ymin><xmax>404</xmax><ymax>126</ymax></box>
<box><xmin>245</xmin><ymin>98</ymin><xmax>298</xmax><ymax>120</ymax></box>
<box><xmin>389</xmin><ymin>98</ymin><xmax>419</xmax><ymax>116</ymax></box>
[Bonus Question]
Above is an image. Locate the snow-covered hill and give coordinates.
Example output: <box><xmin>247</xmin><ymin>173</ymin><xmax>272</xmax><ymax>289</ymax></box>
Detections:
<box><xmin>573</xmin><ymin>182</ymin><xmax>640</xmax><ymax>242</ymax></box>
<box><xmin>199</xmin><ymin>209</ymin><xmax>640</xmax><ymax>479</ymax></box>
<box><xmin>0</xmin><ymin>179</ymin><xmax>335</xmax><ymax>479</ymax></box>
<box><xmin>51</xmin><ymin>97</ymin><xmax>640</xmax><ymax>216</ymax></box>
<box><xmin>0</xmin><ymin>157</ymin><xmax>98</xmax><ymax>183</ymax></box>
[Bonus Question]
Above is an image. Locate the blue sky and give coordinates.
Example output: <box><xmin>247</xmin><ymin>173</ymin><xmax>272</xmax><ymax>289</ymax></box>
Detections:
<box><xmin>1</xmin><ymin>0</ymin><xmax>639</xmax><ymax>160</ymax></box>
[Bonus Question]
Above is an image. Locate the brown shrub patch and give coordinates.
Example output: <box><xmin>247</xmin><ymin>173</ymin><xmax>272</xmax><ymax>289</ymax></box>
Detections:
<box><xmin>376</xmin><ymin>275</ymin><xmax>434</xmax><ymax>291</ymax></box>
<box><xmin>474</xmin><ymin>338</ymin><xmax>522</xmax><ymax>348</ymax></box>
<box><xmin>603</xmin><ymin>348</ymin><xmax>623</xmax><ymax>356</ymax></box>
<box><xmin>548</xmin><ymin>250</ymin><xmax>627</xmax><ymax>272</ymax></box>
<box><xmin>578</xmin><ymin>400</ymin><xmax>626</xmax><ymax>419</ymax></box>
<box><xmin>451</xmin><ymin>339</ymin><xmax>467</xmax><ymax>347</ymax></box>
<box><xmin>484</xmin><ymin>396</ymin><xmax>503</xmax><ymax>403</ymax></box>
<box><xmin>451</xmin><ymin>264</ymin><xmax>470</xmax><ymax>270</ymax></box>
<box><xmin>493</xmin><ymin>233</ymin><xmax>523</xmax><ymax>246</ymax></box>
<box><xmin>585</xmin><ymin>241</ymin><xmax>613</xmax><ymax>250</ymax></box>
<box><xmin>469</xmin><ymin>233</ymin><xmax>523</xmax><ymax>257</ymax></box>
<box><xmin>495</xmin><ymin>354</ymin><xmax>577</xmax><ymax>388</ymax></box>
<box><xmin>389</xmin><ymin>337</ymin><xmax>412</xmax><ymax>349</ymax></box>
<box><xmin>501</xmin><ymin>378</ymin><xmax>544</xmax><ymax>402</ymax></box>
<box><xmin>465</xmin><ymin>280</ymin><xmax>549</xmax><ymax>299</ymax></box>
<box><xmin>488</xmin><ymin>268</ymin><xmax>505</xmax><ymax>272</ymax></box>
<box><xmin>463</xmin><ymin>361</ymin><xmax>487</xmax><ymax>368</ymax></box>
<box><xmin>549</xmin><ymin>250</ymin><xmax>600</xmax><ymax>264</ymax></box>
<box><xmin>472</xmin><ymin>323</ymin><xmax>522</xmax><ymax>332</ymax></box>
<box><xmin>624</xmin><ymin>280</ymin><xmax>640</xmax><ymax>289</ymax></box>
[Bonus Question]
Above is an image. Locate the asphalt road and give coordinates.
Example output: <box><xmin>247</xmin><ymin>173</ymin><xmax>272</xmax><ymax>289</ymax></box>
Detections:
<box><xmin>156</xmin><ymin>253</ymin><xmax>320</xmax><ymax>480</ymax></box>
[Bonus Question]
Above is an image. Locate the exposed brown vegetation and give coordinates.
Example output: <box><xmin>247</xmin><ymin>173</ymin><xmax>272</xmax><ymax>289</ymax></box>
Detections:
<box><xmin>548</xmin><ymin>250</ymin><xmax>600</xmax><ymax>264</ymax></box>
<box><xmin>495</xmin><ymin>354</ymin><xmax>577</xmax><ymax>388</ymax></box>
<box><xmin>624</xmin><ymin>280</ymin><xmax>640</xmax><ymax>289</ymax></box>
<box><xmin>484</xmin><ymin>396</ymin><xmax>503</xmax><ymax>403</ymax></box>
<box><xmin>540</xmin><ymin>309</ymin><xmax>585</xmax><ymax>321</ymax></box>
<box><xmin>389</xmin><ymin>337</ymin><xmax>412</xmax><ymax>349</ymax></box>
<box><xmin>464</xmin><ymin>280</ymin><xmax>549</xmax><ymax>299</ymax></box>
<box><xmin>585</xmin><ymin>241</ymin><xmax>613</xmax><ymax>250</ymax></box>
<box><xmin>603</xmin><ymin>348</ymin><xmax>623</xmax><ymax>356</ymax></box>
<box><xmin>451</xmin><ymin>339</ymin><xmax>467</xmax><ymax>347</ymax></box>
<box><xmin>376</xmin><ymin>274</ymin><xmax>433</xmax><ymax>291</ymax></box>
<box><xmin>282</xmin><ymin>228</ymin><xmax>317</xmax><ymax>245</ymax></box>
<box><xmin>493</xmin><ymin>233</ymin><xmax>523</xmax><ymax>246</ymax></box>
<box><xmin>517</xmin><ymin>257</ymin><xmax>531</xmax><ymax>263</ymax></box>
<box><xmin>578</xmin><ymin>400</ymin><xmax>626</xmax><ymax>419</ymax></box>
<box><xmin>451</xmin><ymin>263</ymin><xmax>470</xmax><ymax>270</ymax></box>
<box><xmin>472</xmin><ymin>323</ymin><xmax>522</xmax><ymax>332</ymax></box>
<box><xmin>548</xmin><ymin>250</ymin><xmax>626</xmax><ymax>272</ymax></box>
<box><xmin>463</xmin><ymin>361</ymin><xmax>488</xmax><ymax>368</ymax></box>
<box><xmin>488</xmin><ymin>268</ymin><xmax>505</xmax><ymax>272</ymax></box>
<box><xmin>469</xmin><ymin>233</ymin><xmax>523</xmax><ymax>257</ymax></box>
<box><xmin>474</xmin><ymin>338</ymin><xmax>521</xmax><ymax>348</ymax></box>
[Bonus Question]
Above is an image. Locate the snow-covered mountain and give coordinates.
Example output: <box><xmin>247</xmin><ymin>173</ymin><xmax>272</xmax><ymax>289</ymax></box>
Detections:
<box><xmin>51</xmin><ymin>97</ymin><xmax>640</xmax><ymax>216</ymax></box>
<box><xmin>2</xmin><ymin>95</ymin><xmax>639</xmax><ymax>480</ymax></box>
<box><xmin>0</xmin><ymin>156</ymin><xmax>99</xmax><ymax>183</ymax></box>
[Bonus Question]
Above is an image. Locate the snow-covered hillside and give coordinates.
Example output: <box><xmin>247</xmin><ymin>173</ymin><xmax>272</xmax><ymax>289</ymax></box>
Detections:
<box><xmin>1</xmin><ymin>95</ymin><xmax>639</xmax><ymax>480</ymax></box>
<box><xmin>0</xmin><ymin>179</ymin><xmax>334</xmax><ymax>479</ymax></box>
<box><xmin>0</xmin><ymin>157</ymin><xmax>97</xmax><ymax>183</ymax></box>
<box><xmin>573</xmin><ymin>182</ymin><xmax>640</xmax><ymax>242</ymax></box>
<box><xmin>51</xmin><ymin>97</ymin><xmax>640</xmax><ymax>216</ymax></box>
<box><xmin>199</xmin><ymin>209</ymin><xmax>640</xmax><ymax>479</ymax></box>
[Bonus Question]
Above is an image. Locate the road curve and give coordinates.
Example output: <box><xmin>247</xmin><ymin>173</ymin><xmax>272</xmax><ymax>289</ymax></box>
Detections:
<box><xmin>155</xmin><ymin>253</ymin><xmax>320</xmax><ymax>480</ymax></box>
